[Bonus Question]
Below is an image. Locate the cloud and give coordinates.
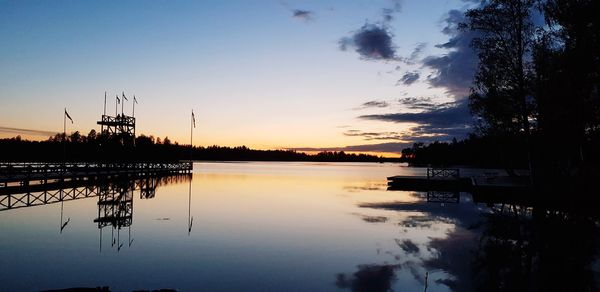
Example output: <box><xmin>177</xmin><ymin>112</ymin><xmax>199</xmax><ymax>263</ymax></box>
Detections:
<box><xmin>389</xmin><ymin>0</ymin><xmax>403</xmax><ymax>12</ymax></box>
<box><xmin>409</xmin><ymin>42</ymin><xmax>427</xmax><ymax>61</ymax></box>
<box><xmin>288</xmin><ymin>142</ymin><xmax>412</xmax><ymax>154</ymax></box>
<box><xmin>382</xmin><ymin>0</ymin><xmax>403</xmax><ymax>22</ymax></box>
<box><xmin>398</xmin><ymin>97</ymin><xmax>455</xmax><ymax>111</ymax></box>
<box><xmin>0</xmin><ymin>126</ymin><xmax>57</xmax><ymax>137</ymax></box>
<box><xmin>357</xmin><ymin>100</ymin><xmax>390</xmax><ymax>109</ymax></box>
<box><xmin>292</xmin><ymin>9</ymin><xmax>313</xmax><ymax>21</ymax></box>
<box><xmin>360</xmin><ymin>99</ymin><xmax>472</xmax><ymax>126</ymax></box>
<box><xmin>343</xmin><ymin>130</ymin><xmax>438</xmax><ymax>141</ymax></box>
<box><xmin>398</xmin><ymin>72</ymin><xmax>420</xmax><ymax>85</ymax></box>
<box><xmin>382</xmin><ymin>8</ymin><xmax>395</xmax><ymax>22</ymax></box>
<box><xmin>340</xmin><ymin>24</ymin><xmax>397</xmax><ymax>61</ymax></box>
<box><xmin>358</xmin><ymin>99</ymin><xmax>473</xmax><ymax>140</ymax></box>
<box><xmin>422</xmin><ymin>9</ymin><xmax>478</xmax><ymax>98</ymax></box>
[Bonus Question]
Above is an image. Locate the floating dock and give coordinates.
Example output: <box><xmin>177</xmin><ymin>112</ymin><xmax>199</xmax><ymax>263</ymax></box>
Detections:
<box><xmin>387</xmin><ymin>167</ymin><xmax>530</xmax><ymax>194</ymax></box>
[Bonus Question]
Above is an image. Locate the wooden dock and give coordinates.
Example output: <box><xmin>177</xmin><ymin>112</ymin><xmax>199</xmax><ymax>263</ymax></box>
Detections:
<box><xmin>0</xmin><ymin>162</ymin><xmax>193</xmax><ymax>191</ymax></box>
<box><xmin>387</xmin><ymin>167</ymin><xmax>530</xmax><ymax>193</ymax></box>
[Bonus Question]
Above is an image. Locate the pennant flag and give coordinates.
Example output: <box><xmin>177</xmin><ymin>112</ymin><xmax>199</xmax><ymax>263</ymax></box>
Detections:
<box><xmin>122</xmin><ymin>92</ymin><xmax>128</xmax><ymax>101</ymax></box>
<box><xmin>116</xmin><ymin>95</ymin><xmax>120</xmax><ymax>104</ymax></box>
<box><xmin>192</xmin><ymin>110</ymin><xmax>196</xmax><ymax>128</ymax></box>
<box><xmin>65</xmin><ymin>109</ymin><xmax>73</xmax><ymax>123</ymax></box>
<box><xmin>134</xmin><ymin>95</ymin><xmax>138</xmax><ymax>104</ymax></box>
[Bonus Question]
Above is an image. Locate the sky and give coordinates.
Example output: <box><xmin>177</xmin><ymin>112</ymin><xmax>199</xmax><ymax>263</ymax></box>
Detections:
<box><xmin>0</xmin><ymin>0</ymin><xmax>480</xmax><ymax>157</ymax></box>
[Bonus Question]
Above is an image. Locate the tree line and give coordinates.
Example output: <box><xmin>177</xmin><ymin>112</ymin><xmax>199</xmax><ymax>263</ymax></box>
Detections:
<box><xmin>0</xmin><ymin>131</ymin><xmax>399</xmax><ymax>163</ymax></box>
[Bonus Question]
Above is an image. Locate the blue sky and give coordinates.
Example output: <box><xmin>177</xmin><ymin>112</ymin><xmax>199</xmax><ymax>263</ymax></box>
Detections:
<box><xmin>0</xmin><ymin>0</ymin><xmax>479</xmax><ymax>156</ymax></box>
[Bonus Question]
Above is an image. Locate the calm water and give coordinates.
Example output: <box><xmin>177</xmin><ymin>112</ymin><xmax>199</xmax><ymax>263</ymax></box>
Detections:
<box><xmin>1</xmin><ymin>162</ymin><xmax>598</xmax><ymax>291</ymax></box>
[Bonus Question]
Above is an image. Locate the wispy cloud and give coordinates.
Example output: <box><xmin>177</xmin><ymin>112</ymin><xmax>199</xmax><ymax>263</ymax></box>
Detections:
<box><xmin>288</xmin><ymin>142</ymin><xmax>413</xmax><ymax>154</ymax></box>
<box><xmin>356</xmin><ymin>100</ymin><xmax>390</xmax><ymax>109</ymax></box>
<box><xmin>398</xmin><ymin>97</ymin><xmax>454</xmax><ymax>111</ymax></box>
<box><xmin>358</xmin><ymin>99</ymin><xmax>473</xmax><ymax>140</ymax></box>
<box><xmin>360</xmin><ymin>99</ymin><xmax>471</xmax><ymax>126</ymax></box>
<box><xmin>343</xmin><ymin>130</ymin><xmax>437</xmax><ymax>141</ymax></box>
<box><xmin>0</xmin><ymin>126</ymin><xmax>57</xmax><ymax>137</ymax></box>
<box><xmin>398</xmin><ymin>72</ymin><xmax>420</xmax><ymax>85</ymax></box>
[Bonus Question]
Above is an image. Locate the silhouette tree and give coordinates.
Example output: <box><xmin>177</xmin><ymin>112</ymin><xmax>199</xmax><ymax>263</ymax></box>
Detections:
<box><xmin>463</xmin><ymin>0</ymin><xmax>537</xmax><ymax>136</ymax></box>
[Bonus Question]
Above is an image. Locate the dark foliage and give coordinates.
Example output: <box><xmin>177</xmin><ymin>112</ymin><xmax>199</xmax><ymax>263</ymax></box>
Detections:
<box><xmin>0</xmin><ymin>132</ymin><xmax>399</xmax><ymax>163</ymax></box>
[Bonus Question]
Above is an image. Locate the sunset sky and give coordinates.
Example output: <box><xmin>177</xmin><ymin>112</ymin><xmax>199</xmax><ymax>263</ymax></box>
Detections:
<box><xmin>0</xmin><ymin>0</ymin><xmax>479</xmax><ymax>157</ymax></box>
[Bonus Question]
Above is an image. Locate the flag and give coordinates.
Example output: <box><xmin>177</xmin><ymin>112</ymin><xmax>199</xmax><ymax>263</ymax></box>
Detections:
<box><xmin>65</xmin><ymin>109</ymin><xmax>73</xmax><ymax>123</ymax></box>
<box><xmin>134</xmin><ymin>95</ymin><xmax>138</xmax><ymax>104</ymax></box>
<box><xmin>116</xmin><ymin>95</ymin><xmax>120</xmax><ymax>104</ymax></box>
<box><xmin>122</xmin><ymin>92</ymin><xmax>128</xmax><ymax>101</ymax></box>
<box><xmin>192</xmin><ymin>110</ymin><xmax>196</xmax><ymax>128</ymax></box>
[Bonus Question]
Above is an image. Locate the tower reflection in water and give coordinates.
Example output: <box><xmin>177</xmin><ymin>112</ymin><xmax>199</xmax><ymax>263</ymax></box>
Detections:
<box><xmin>93</xmin><ymin>175</ymin><xmax>192</xmax><ymax>252</ymax></box>
<box><xmin>0</xmin><ymin>174</ymin><xmax>192</xmax><ymax>253</ymax></box>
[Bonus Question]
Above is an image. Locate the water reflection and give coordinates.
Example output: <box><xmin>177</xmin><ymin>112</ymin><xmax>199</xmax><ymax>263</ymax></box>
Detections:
<box><xmin>1</xmin><ymin>174</ymin><xmax>192</xmax><ymax>253</ymax></box>
<box><xmin>354</xmin><ymin>189</ymin><xmax>600</xmax><ymax>292</ymax></box>
<box><xmin>1</xmin><ymin>162</ymin><xmax>598</xmax><ymax>291</ymax></box>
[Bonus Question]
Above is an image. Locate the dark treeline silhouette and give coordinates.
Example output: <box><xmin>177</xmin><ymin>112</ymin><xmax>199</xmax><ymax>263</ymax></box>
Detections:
<box><xmin>400</xmin><ymin>135</ymin><xmax>529</xmax><ymax>168</ymax></box>
<box><xmin>402</xmin><ymin>0</ymin><xmax>600</xmax><ymax>178</ymax></box>
<box><xmin>0</xmin><ymin>132</ymin><xmax>399</xmax><ymax>163</ymax></box>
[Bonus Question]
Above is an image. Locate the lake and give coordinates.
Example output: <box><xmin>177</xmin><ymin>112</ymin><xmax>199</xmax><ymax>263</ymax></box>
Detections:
<box><xmin>1</xmin><ymin>162</ymin><xmax>598</xmax><ymax>291</ymax></box>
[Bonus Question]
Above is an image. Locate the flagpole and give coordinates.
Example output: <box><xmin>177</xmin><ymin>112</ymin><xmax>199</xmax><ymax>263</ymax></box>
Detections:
<box><xmin>190</xmin><ymin>110</ymin><xmax>193</xmax><ymax>163</ymax></box>
<box><xmin>132</xmin><ymin>95</ymin><xmax>136</xmax><ymax>118</ymax></box>
<box><xmin>103</xmin><ymin>92</ymin><xmax>106</xmax><ymax>133</ymax></box>
<box><xmin>115</xmin><ymin>95</ymin><xmax>118</xmax><ymax>117</ymax></box>
<box><xmin>121</xmin><ymin>92</ymin><xmax>125</xmax><ymax>116</ymax></box>
<box><xmin>63</xmin><ymin>108</ymin><xmax>66</xmax><ymax>163</ymax></box>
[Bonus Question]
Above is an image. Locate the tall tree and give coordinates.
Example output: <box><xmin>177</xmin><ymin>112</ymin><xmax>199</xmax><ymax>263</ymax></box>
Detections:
<box><xmin>464</xmin><ymin>0</ymin><xmax>537</xmax><ymax>136</ymax></box>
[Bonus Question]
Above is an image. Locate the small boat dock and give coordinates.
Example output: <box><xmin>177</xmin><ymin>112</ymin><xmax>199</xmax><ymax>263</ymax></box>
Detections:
<box><xmin>388</xmin><ymin>167</ymin><xmax>530</xmax><ymax>193</ymax></box>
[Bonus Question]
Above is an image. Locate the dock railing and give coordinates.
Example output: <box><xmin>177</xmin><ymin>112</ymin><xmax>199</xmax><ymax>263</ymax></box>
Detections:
<box><xmin>0</xmin><ymin>161</ymin><xmax>192</xmax><ymax>187</ymax></box>
<box><xmin>427</xmin><ymin>167</ymin><xmax>460</xmax><ymax>179</ymax></box>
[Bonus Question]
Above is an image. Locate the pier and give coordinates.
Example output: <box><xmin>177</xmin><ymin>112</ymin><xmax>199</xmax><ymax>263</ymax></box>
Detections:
<box><xmin>387</xmin><ymin>167</ymin><xmax>530</xmax><ymax>194</ymax></box>
<box><xmin>0</xmin><ymin>161</ymin><xmax>192</xmax><ymax>194</ymax></box>
<box><xmin>0</xmin><ymin>171</ymin><xmax>190</xmax><ymax>211</ymax></box>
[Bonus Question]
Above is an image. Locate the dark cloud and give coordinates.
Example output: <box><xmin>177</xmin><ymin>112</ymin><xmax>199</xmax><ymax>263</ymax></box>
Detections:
<box><xmin>422</xmin><ymin>9</ymin><xmax>478</xmax><ymax>98</ymax></box>
<box><xmin>0</xmin><ymin>126</ymin><xmax>57</xmax><ymax>137</ymax></box>
<box><xmin>336</xmin><ymin>264</ymin><xmax>399</xmax><ymax>292</ymax></box>
<box><xmin>360</xmin><ymin>99</ymin><xmax>472</xmax><ymax>126</ymax></box>
<box><xmin>292</xmin><ymin>9</ymin><xmax>313</xmax><ymax>21</ymax></box>
<box><xmin>359</xmin><ymin>100</ymin><xmax>390</xmax><ymax>109</ymax></box>
<box><xmin>398</xmin><ymin>97</ymin><xmax>435</xmax><ymax>110</ymax></box>
<box><xmin>398</xmin><ymin>72</ymin><xmax>420</xmax><ymax>85</ymax></box>
<box><xmin>410</xmin><ymin>124</ymin><xmax>471</xmax><ymax>139</ymax></box>
<box><xmin>343</xmin><ymin>130</ymin><xmax>434</xmax><ymax>141</ymax></box>
<box><xmin>339</xmin><ymin>24</ymin><xmax>396</xmax><ymax>61</ymax></box>
<box><xmin>288</xmin><ymin>142</ymin><xmax>411</xmax><ymax>154</ymax></box>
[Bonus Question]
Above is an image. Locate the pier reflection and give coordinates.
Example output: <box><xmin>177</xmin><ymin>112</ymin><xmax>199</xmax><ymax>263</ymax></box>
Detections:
<box><xmin>0</xmin><ymin>174</ymin><xmax>192</xmax><ymax>252</ymax></box>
